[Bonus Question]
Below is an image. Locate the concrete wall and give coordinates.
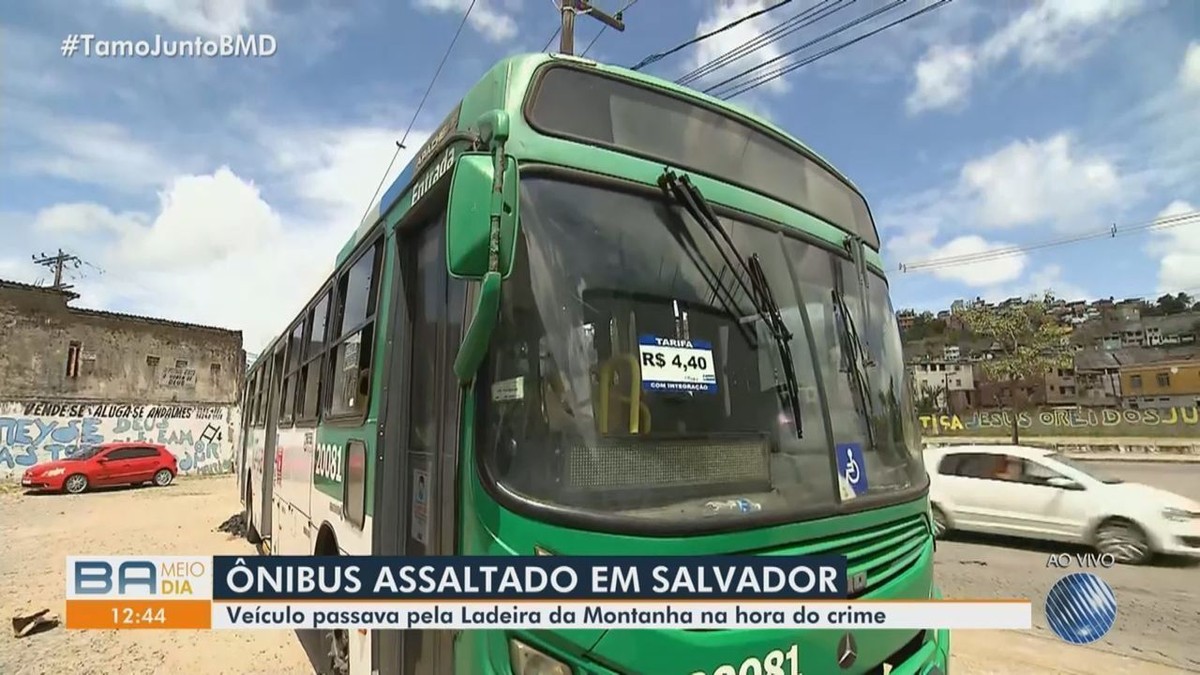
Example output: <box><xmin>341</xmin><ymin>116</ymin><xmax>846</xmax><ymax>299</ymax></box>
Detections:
<box><xmin>0</xmin><ymin>282</ymin><xmax>243</xmax><ymax>403</ymax></box>
<box><xmin>920</xmin><ymin>405</ymin><xmax>1200</xmax><ymax>439</ymax></box>
<box><xmin>0</xmin><ymin>399</ymin><xmax>239</xmax><ymax>482</ymax></box>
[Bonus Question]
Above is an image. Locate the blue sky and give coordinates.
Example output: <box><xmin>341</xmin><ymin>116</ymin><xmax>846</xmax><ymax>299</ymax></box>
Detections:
<box><xmin>1</xmin><ymin>0</ymin><xmax>1198</xmax><ymax>351</ymax></box>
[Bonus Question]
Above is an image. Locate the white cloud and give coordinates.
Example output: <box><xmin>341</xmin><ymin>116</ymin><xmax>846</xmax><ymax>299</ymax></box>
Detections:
<box><xmin>1180</xmin><ymin>41</ymin><xmax>1200</xmax><ymax>92</ymax></box>
<box><xmin>17</xmin><ymin>117</ymin><xmax>437</xmax><ymax>352</ymax></box>
<box><xmin>886</xmin><ymin>224</ymin><xmax>1026</xmax><ymax>288</ymax></box>
<box><xmin>11</xmin><ymin>113</ymin><xmax>185</xmax><ymax>193</ymax></box>
<box><xmin>980</xmin><ymin>0</ymin><xmax>1146</xmax><ymax>69</ymax></box>
<box><xmin>907</xmin><ymin>0</ymin><xmax>1149</xmax><ymax>114</ymax></box>
<box><xmin>33</xmin><ymin>203</ymin><xmax>146</xmax><ymax>235</ymax></box>
<box><xmin>959</xmin><ymin>133</ymin><xmax>1125</xmax><ymax>230</ymax></box>
<box><xmin>979</xmin><ymin>263</ymin><xmax>1090</xmax><ymax>303</ymax></box>
<box><xmin>29</xmin><ymin>167</ymin><xmax>341</xmax><ymax>350</ymax></box>
<box><xmin>1147</xmin><ymin>200</ymin><xmax>1200</xmax><ymax>295</ymax></box>
<box><xmin>413</xmin><ymin>0</ymin><xmax>519</xmax><ymax>43</ymax></box>
<box><xmin>880</xmin><ymin>131</ymin><xmax>1130</xmax><ymax>295</ymax></box>
<box><xmin>684</xmin><ymin>0</ymin><xmax>791</xmax><ymax>96</ymax></box>
<box><xmin>0</xmin><ymin>258</ymin><xmax>41</xmax><ymax>285</ymax></box>
<box><xmin>921</xmin><ymin>234</ymin><xmax>1026</xmax><ymax>287</ymax></box>
<box><xmin>112</xmin><ymin>0</ymin><xmax>269</xmax><ymax>36</ymax></box>
<box><xmin>262</xmin><ymin>123</ymin><xmax>431</xmax><ymax>229</ymax></box>
<box><xmin>907</xmin><ymin>45</ymin><xmax>975</xmax><ymax>114</ymax></box>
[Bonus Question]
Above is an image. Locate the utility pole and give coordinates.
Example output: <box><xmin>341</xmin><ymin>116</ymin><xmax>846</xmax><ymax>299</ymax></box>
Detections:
<box><xmin>559</xmin><ymin>0</ymin><xmax>626</xmax><ymax>56</ymax></box>
<box><xmin>31</xmin><ymin>248</ymin><xmax>81</xmax><ymax>291</ymax></box>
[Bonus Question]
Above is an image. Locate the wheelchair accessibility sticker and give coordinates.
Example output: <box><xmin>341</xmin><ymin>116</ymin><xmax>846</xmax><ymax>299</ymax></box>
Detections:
<box><xmin>835</xmin><ymin>442</ymin><xmax>868</xmax><ymax>500</ymax></box>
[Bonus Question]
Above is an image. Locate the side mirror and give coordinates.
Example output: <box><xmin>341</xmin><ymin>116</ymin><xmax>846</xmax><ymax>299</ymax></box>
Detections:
<box><xmin>446</xmin><ymin>151</ymin><xmax>518</xmax><ymax>384</ymax></box>
<box><xmin>445</xmin><ymin>152</ymin><xmax>519</xmax><ymax>280</ymax></box>
<box><xmin>453</xmin><ymin>271</ymin><xmax>501</xmax><ymax>382</ymax></box>
<box><xmin>1046</xmin><ymin>476</ymin><xmax>1083</xmax><ymax>490</ymax></box>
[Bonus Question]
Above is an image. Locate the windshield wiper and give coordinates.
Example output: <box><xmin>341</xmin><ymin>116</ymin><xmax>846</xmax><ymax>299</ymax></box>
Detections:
<box><xmin>658</xmin><ymin>168</ymin><xmax>803</xmax><ymax>438</ymax></box>
<box><xmin>831</xmin><ymin>287</ymin><xmax>876</xmax><ymax>451</ymax></box>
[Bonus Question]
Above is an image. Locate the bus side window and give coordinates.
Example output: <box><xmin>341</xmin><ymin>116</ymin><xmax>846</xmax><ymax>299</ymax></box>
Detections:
<box><xmin>280</xmin><ymin>317</ymin><xmax>306</xmax><ymax>426</ymax></box>
<box><xmin>253</xmin><ymin>368</ymin><xmax>266</xmax><ymax>428</ymax></box>
<box><xmin>297</xmin><ymin>290</ymin><xmax>332</xmax><ymax>424</ymax></box>
<box><xmin>327</xmin><ymin>240</ymin><xmax>384</xmax><ymax>419</ymax></box>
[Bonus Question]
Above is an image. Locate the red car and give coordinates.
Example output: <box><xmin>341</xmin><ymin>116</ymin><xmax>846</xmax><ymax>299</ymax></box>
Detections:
<box><xmin>20</xmin><ymin>442</ymin><xmax>178</xmax><ymax>494</ymax></box>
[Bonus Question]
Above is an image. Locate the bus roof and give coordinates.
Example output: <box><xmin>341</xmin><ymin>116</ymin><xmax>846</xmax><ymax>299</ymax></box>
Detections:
<box><xmin>336</xmin><ymin>52</ymin><xmax>862</xmax><ymax>267</ymax></box>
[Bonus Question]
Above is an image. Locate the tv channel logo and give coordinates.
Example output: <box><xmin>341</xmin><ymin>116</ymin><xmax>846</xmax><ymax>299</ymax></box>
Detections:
<box><xmin>66</xmin><ymin>556</ymin><xmax>213</xmax><ymax>600</ymax></box>
<box><xmin>1044</xmin><ymin>572</ymin><xmax>1117</xmax><ymax>645</ymax></box>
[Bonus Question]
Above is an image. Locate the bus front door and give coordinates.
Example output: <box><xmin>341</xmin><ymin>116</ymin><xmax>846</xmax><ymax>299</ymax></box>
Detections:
<box><xmin>374</xmin><ymin>217</ymin><xmax>466</xmax><ymax>675</ymax></box>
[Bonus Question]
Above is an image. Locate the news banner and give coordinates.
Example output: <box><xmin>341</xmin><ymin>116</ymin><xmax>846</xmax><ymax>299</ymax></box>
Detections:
<box><xmin>65</xmin><ymin>555</ymin><xmax>1032</xmax><ymax>630</ymax></box>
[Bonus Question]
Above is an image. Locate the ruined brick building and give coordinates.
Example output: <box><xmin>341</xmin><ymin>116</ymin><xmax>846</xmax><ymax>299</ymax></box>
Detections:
<box><xmin>0</xmin><ymin>280</ymin><xmax>244</xmax><ymax>480</ymax></box>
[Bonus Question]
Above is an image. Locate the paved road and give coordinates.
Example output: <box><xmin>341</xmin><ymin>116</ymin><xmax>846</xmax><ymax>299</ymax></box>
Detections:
<box><xmin>935</xmin><ymin>460</ymin><xmax>1200</xmax><ymax>672</ymax></box>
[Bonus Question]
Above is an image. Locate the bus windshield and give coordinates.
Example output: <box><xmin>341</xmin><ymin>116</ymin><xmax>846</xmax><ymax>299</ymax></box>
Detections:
<box><xmin>478</xmin><ymin>175</ymin><xmax>924</xmax><ymax>529</ymax></box>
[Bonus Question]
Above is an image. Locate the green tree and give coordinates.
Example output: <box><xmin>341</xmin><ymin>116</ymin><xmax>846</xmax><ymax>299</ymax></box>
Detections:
<box><xmin>958</xmin><ymin>293</ymin><xmax>1074</xmax><ymax>443</ymax></box>
<box><xmin>1148</xmin><ymin>292</ymin><xmax>1193</xmax><ymax>316</ymax></box>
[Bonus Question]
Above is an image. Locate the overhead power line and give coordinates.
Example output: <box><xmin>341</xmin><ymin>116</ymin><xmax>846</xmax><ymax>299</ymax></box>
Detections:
<box><xmin>677</xmin><ymin>0</ymin><xmax>855</xmax><ymax>87</ymax></box>
<box><xmin>706</xmin><ymin>0</ymin><xmax>907</xmax><ymax>97</ymax></box>
<box><xmin>898</xmin><ymin>210</ymin><xmax>1200</xmax><ymax>273</ymax></box>
<box><xmin>713</xmin><ymin>0</ymin><xmax>954</xmax><ymax>100</ymax></box>
<box><xmin>542</xmin><ymin>27</ymin><xmax>562</xmax><ymax>52</ymax></box>
<box><xmin>628</xmin><ymin>0</ymin><xmax>794</xmax><ymax>71</ymax></box>
<box><xmin>357</xmin><ymin>0</ymin><xmax>478</xmax><ymax>225</ymax></box>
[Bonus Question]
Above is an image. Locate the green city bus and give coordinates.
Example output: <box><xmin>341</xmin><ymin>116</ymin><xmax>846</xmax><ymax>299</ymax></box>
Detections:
<box><xmin>237</xmin><ymin>52</ymin><xmax>946</xmax><ymax>675</ymax></box>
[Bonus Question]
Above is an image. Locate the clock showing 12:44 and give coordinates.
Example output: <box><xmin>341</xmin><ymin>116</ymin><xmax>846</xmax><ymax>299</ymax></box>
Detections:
<box><xmin>112</xmin><ymin>605</ymin><xmax>167</xmax><ymax>626</ymax></box>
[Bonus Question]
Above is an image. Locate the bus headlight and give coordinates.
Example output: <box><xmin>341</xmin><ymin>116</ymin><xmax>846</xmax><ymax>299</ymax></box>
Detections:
<box><xmin>509</xmin><ymin>639</ymin><xmax>571</xmax><ymax>675</ymax></box>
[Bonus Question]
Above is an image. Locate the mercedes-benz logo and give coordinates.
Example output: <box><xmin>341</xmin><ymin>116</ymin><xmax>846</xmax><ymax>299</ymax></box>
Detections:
<box><xmin>836</xmin><ymin>632</ymin><xmax>857</xmax><ymax>669</ymax></box>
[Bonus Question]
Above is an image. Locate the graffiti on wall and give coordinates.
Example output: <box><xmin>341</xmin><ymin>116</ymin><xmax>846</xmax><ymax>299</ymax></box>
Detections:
<box><xmin>920</xmin><ymin>406</ymin><xmax>1200</xmax><ymax>437</ymax></box>
<box><xmin>0</xmin><ymin>400</ymin><xmax>238</xmax><ymax>481</ymax></box>
<box><xmin>160</xmin><ymin>367</ymin><xmax>197</xmax><ymax>388</ymax></box>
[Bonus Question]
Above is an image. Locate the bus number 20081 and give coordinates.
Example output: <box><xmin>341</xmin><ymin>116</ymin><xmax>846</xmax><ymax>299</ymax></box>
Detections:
<box><xmin>314</xmin><ymin>443</ymin><xmax>343</xmax><ymax>483</ymax></box>
<box><xmin>691</xmin><ymin>645</ymin><xmax>799</xmax><ymax>675</ymax></box>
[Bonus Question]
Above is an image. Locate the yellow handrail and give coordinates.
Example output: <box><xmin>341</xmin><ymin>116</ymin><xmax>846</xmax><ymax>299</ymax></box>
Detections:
<box><xmin>598</xmin><ymin>354</ymin><xmax>649</xmax><ymax>434</ymax></box>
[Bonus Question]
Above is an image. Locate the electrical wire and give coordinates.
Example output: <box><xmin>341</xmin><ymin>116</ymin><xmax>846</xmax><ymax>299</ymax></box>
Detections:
<box><xmin>706</xmin><ymin>0</ymin><xmax>907</xmax><ymax>96</ymax></box>
<box><xmin>541</xmin><ymin>26</ymin><xmax>562</xmax><ymax>52</ymax></box>
<box><xmin>719</xmin><ymin>0</ymin><xmax>954</xmax><ymax>99</ymax></box>
<box><xmin>899</xmin><ymin>211</ymin><xmax>1200</xmax><ymax>273</ymax></box>
<box><xmin>357</xmin><ymin>0</ymin><xmax>478</xmax><ymax>225</ymax></box>
<box><xmin>580</xmin><ymin>0</ymin><xmax>639</xmax><ymax>58</ymax></box>
<box><xmin>676</xmin><ymin>0</ymin><xmax>854</xmax><ymax>87</ymax></box>
<box><xmin>628</xmin><ymin>0</ymin><xmax>795</xmax><ymax>71</ymax></box>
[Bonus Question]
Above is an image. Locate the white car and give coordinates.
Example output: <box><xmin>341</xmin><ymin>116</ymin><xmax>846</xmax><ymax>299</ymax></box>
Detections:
<box><xmin>924</xmin><ymin>444</ymin><xmax>1200</xmax><ymax>565</ymax></box>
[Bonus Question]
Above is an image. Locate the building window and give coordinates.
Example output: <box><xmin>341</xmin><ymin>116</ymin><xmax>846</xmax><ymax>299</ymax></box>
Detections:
<box><xmin>146</xmin><ymin>355</ymin><xmax>160</xmax><ymax>367</ymax></box>
<box><xmin>1131</xmin><ymin>375</ymin><xmax>1142</xmax><ymax>390</ymax></box>
<box><xmin>1156</xmin><ymin>372</ymin><xmax>1170</xmax><ymax>387</ymax></box>
<box><xmin>210</xmin><ymin>363</ymin><xmax>221</xmax><ymax>383</ymax></box>
<box><xmin>66</xmin><ymin>341</ymin><xmax>81</xmax><ymax>378</ymax></box>
<box><xmin>175</xmin><ymin>359</ymin><xmax>188</xmax><ymax>369</ymax></box>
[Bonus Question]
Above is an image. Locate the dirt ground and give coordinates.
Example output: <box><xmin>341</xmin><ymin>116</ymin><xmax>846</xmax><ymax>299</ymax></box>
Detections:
<box><xmin>0</xmin><ymin>475</ymin><xmax>1190</xmax><ymax>674</ymax></box>
<box><xmin>0</xmin><ymin>475</ymin><xmax>314</xmax><ymax>675</ymax></box>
